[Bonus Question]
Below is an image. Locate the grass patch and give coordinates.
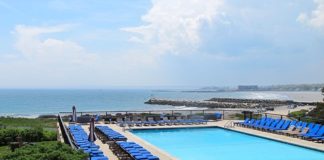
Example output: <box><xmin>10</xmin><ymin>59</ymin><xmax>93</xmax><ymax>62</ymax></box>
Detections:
<box><xmin>0</xmin><ymin>117</ymin><xmax>57</xmax><ymax>129</ymax></box>
<box><xmin>0</xmin><ymin>145</ymin><xmax>10</xmax><ymax>156</ymax></box>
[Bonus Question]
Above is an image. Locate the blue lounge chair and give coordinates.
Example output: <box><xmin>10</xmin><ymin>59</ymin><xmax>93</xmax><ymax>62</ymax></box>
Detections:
<box><xmin>307</xmin><ymin>123</ymin><xmax>315</xmax><ymax>130</ymax></box>
<box><xmin>257</xmin><ymin>118</ymin><xmax>273</xmax><ymax>130</ymax></box>
<box><xmin>303</xmin><ymin>125</ymin><xmax>324</xmax><ymax>139</ymax></box>
<box><xmin>298</xmin><ymin>124</ymin><xmax>320</xmax><ymax>137</ymax></box>
<box><xmin>268</xmin><ymin>119</ymin><xmax>285</xmax><ymax>131</ymax></box>
<box><xmin>238</xmin><ymin>118</ymin><xmax>250</xmax><ymax>126</ymax></box>
<box><xmin>300</xmin><ymin>122</ymin><xmax>308</xmax><ymax>131</ymax></box>
<box><xmin>273</xmin><ymin>120</ymin><xmax>295</xmax><ymax>132</ymax></box>
<box><xmin>263</xmin><ymin>119</ymin><xmax>280</xmax><ymax>130</ymax></box>
<box><xmin>251</xmin><ymin>117</ymin><xmax>266</xmax><ymax>128</ymax></box>
<box><xmin>247</xmin><ymin>119</ymin><xmax>259</xmax><ymax>128</ymax></box>
<box><xmin>116</xmin><ymin>141</ymin><xmax>159</xmax><ymax>160</ymax></box>
<box><xmin>254</xmin><ymin>118</ymin><xmax>269</xmax><ymax>129</ymax></box>
<box><xmin>242</xmin><ymin>119</ymin><xmax>255</xmax><ymax>127</ymax></box>
<box><xmin>96</xmin><ymin>126</ymin><xmax>127</xmax><ymax>141</ymax></box>
<box><xmin>68</xmin><ymin>124</ymin><xmax>108</xmax><ymax>160</ymax></box>
<box><xmin>214</xmin><ymin>113</ymin><xmax>223</xmax><ymax>120</ymax></box>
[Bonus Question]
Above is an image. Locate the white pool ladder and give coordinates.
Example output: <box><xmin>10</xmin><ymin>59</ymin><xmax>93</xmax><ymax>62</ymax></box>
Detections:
<box><xmin>224</xmin><ymin>120</ymin><xmax>235</xmax><ymax>128</ymax></box>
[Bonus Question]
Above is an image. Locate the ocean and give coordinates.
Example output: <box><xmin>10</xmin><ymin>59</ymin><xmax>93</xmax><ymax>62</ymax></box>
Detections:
<box><xmin>0</xmin><ymin>89</ymin><xmax>321</xmax><ymax>117</ymax></box>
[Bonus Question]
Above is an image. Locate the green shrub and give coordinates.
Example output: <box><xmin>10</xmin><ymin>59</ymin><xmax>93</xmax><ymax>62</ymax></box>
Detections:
<box><xmin>289</xmin><ymin>109</ymin><xmax>308</xmax><ymax>119</ymax></box>
<box><xmin>0</xmin><ymin>128</ymin><xmax>57</xmax><ymax>145</ymax></box>
<box><xmin>307</xmin><ymin>103</ymin><xmax>324</xmax><ymax>124</ymax></box>
<box><xmin>1</xmin><ymin>141</ymin><xmax>88</xmax><ymax>160</ymax></box>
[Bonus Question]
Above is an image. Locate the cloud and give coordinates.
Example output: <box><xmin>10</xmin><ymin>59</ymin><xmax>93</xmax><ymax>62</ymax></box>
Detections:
<box><xmin>297</xmin><ymin>0</ymin><xmax>324</xmax><ymax>31</ymax></box>
<box><xmin>13</xmin><ymin>24</ymin><xmax>96</xmax><ymax>65</ymax></box>
<box><xmin>0</xmin><ymin>24</ymin><xmax>164</xmax><ymax>88</ymax></box>
<box><xmin>122</xmin><ymin>0</ymin><xmax>225</xmax><ymax>55</ymax></box>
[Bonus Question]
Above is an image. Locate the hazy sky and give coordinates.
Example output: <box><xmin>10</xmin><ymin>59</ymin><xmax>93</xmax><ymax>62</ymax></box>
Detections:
<box><xmin>0</xmin><ymin>0</ymin><xmax>323</xmax><ymax>88</ymax></box>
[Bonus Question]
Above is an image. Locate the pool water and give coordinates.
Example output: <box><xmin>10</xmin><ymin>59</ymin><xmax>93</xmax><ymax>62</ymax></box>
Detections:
<box><xmin>131</xmin><ymin>127</ymin><xmax>324</xmax><ymax>160</ymax></box>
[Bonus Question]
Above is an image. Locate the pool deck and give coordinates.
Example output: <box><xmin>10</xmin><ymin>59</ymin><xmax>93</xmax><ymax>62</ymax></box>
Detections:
<box><xmin>70</xmin><ymin>121</ymin><xmax>324</xmax><ymax>160</ymax></box>
<box><xmin>81</xmin><ymin>125</ymin><xmax>119</xmax><ymax>160</ymax></box>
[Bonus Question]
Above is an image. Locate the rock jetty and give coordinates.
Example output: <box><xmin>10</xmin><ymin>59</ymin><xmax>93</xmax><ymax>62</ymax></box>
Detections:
<box><xmin>145</xmin><ymin>98</ymin><xmax>315</xmax><ymax>109</ymax></box>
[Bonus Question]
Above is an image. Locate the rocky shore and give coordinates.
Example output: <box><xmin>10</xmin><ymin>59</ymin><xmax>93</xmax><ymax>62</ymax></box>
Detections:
<box><xmin>145</xmin><ymin>98</ymin><xmax>316</xmax><ymax>109</ymax></box>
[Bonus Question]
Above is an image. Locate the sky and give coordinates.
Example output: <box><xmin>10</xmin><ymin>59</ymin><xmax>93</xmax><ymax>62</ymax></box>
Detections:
<box><xmin>0</xmin><ymin>0</ymin><xmax>323</xmax><ymax>89</ymax></box>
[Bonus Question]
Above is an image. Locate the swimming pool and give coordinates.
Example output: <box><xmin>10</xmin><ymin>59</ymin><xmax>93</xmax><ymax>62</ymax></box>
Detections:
<box><xmin>131</xmin><ymin>127</ymin><xmax>324</xmax><ymax>160</ymax></box>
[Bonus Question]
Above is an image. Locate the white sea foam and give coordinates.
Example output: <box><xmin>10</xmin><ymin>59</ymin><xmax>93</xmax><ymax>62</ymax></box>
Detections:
<box><xmin>174</xmin><ymin>106</ymin><xmax>207</xmax><ymax>110</ymax></box>
<box><xmin>243</xmin><ymin>92</ymin><xmax>290</xmax><ymax>100</ymax></box>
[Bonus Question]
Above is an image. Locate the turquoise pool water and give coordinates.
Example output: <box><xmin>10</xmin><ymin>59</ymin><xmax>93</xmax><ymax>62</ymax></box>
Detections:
<box><xmin>131</xmin><ymin>127</ymin><xmax>324</xmax><ymax>160</ymax></box>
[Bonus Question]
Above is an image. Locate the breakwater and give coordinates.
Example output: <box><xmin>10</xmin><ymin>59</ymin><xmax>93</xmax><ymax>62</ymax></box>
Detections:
<box><xmin>145</xmin><ymin>98</ymin><xmax>316</xmax><ymax>109</ymax></box>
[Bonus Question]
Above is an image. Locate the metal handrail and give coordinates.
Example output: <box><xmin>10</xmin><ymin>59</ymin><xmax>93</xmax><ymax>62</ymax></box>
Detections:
<box><xmin>58</xmin><ymin>114</ymin><xmax>77</xmax><ymax>149</ymax></box>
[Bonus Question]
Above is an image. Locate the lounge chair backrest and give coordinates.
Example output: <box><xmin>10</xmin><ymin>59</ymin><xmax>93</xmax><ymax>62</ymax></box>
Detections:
<box><xmin>280</xmin><ymin>120</ymin><xmax>291</xmax><ymax>129</ymax></box>
<box><xmin>274</xmin><ymin>119</ymin><xmax>285</xmax><ymax>128</ymax></box>
<box><xmin>268</xmin><ymin>119</ymin><xmax>279</xmax><ymax>127</ymax></box>
<box><xmin>263</xmin><ymin>119</ymin><xmax>273</xmax><ymax>127</ymax></box>
<box><xmin>309</xmin><ymin>124</ymin><xmax>320</xmax><ymax>133</ymax></box>
<box><xmin>260</xmin><ymin>117</ymin><xmax>267</xmax><ymax>123</ymax></box>
<box><xmin>290</xmin><ymin>120</ymin><xmax>297</xmax><ymax>126</ymax></box>
<box><xmin>307</xmin><ymin>123</ymin><xmax>315</xmax><ymax>130</ymax></box>
<box><xmin>300</xmin><ymin>122</ymin><xmax>308</xmax><ymax>130</ymax></box>
<box><xmin>315</xmin><ymin>126</ymin><xmax>324</xmax><ymax>136</ymax></box>
<box><xmin>249</xmin><ymin>119</ymin><xmax>255</xmax><ymax>124</ymax></box>
<box><xmin>254</xmin><ymin>120</ymin><xmax>261</xmax><ymax>125</ymax></box>
<box><xmin>295</xmin><ymin>121</ymin><xmax>302</xmax><ymax>127</ymax></box>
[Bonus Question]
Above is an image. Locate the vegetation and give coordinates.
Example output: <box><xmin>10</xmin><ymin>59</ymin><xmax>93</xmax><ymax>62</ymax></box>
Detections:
<box><xmin>0</xmin><ymin>128</ymin><xmax>57</xmax><ymax>146</ymax></box>
<box><xmin>0</xmin><ymin>117</ymin><xmax>57</xmax><ymax>150</ymax></box>
<box><xmin>0</xmin><ymin>117</ymin><xmax>57</xmax><ymax>129</ymax></box>
<box><xmin>307</xmin><ymin>103</ymin><xmax>324</xmax><ymax>124</ymax></box>
<box><xmin>0</xmin><ymin>141</ymin><xmax>88</xmax><ymax>160</ymax></box>
<box><xmin>288</xmin><ymin>103</ymin><xmax>324</xmax><ymax>124</ymax></box>
<box><xmin>288</xmin><ymin>109</ymin><xmax>308</xmax><ymax>119</ymax></box>
<box><xmin>0</xmin><ymin>145</ymin><xmax>10</xmax><ymax>156</ymax></box>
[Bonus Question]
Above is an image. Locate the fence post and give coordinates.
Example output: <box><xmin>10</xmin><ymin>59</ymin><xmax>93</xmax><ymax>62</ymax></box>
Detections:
<box><xmin>222</xmin><ymin>110</ymin><xmax>225</xmax><ymax>120</ymax></box>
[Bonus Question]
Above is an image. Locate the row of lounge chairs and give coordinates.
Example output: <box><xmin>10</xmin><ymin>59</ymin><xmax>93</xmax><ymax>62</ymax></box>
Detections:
<box><xmin>116</xmin><ymin>141</ymin><xmax>159</xmax><ymax>160</ymax></box>
<box><xmin>238</xmin><ymin>118</ymin><xmax>324</xmax><ymax>142</ymax></box>
<box><xmin>95</xmin><ymin>125</ymin><xmax>160</xmax><ymax>160</ymax></box>
<box><xmin>96</xmin><ymin>126</ymin><xmax>127</xmax><ymax>142</ymax></box>
<box><xmin>116</xmin><ymin>117</ymin><xmax>208</xmax><ymax>127</ymax></box>
<box><xmin>68</xmin><ymin>124</ymin><xmax>109</xmax><ymax>160</ymax></box>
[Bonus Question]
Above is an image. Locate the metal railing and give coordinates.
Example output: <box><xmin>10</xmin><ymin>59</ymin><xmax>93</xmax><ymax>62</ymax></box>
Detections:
<box><xmin>59</xmin><ymin>108</ymin><xmax>259</xmax><ymax>121</ymax></box>
<box><xmin>57</xmin><ymin>114</ymin><xmax>77</xmax><ymax>149</ymax></box>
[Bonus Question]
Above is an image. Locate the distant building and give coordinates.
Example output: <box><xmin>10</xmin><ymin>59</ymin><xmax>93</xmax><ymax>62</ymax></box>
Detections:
<box><xmin>238</xmin><ymin>85</ymin><xmax>258</xmax><ymax>91</ymax></box>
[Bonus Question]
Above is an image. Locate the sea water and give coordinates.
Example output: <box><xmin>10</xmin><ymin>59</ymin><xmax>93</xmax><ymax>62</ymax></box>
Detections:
<box><xmin>0</xmin><ymin>89</ymin><xmax>320</xmax><ymax>117</ymax></box>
